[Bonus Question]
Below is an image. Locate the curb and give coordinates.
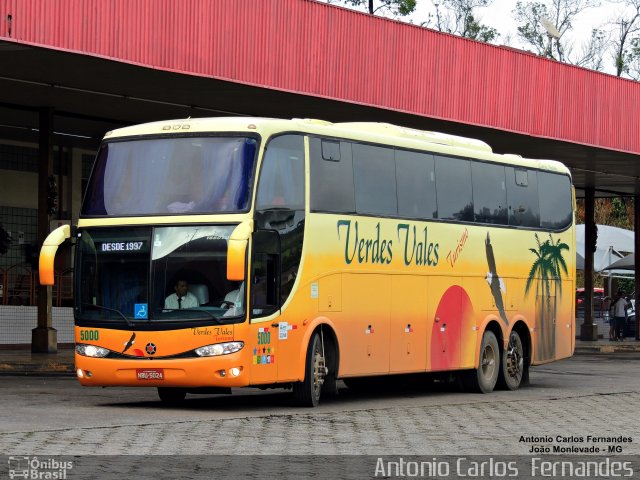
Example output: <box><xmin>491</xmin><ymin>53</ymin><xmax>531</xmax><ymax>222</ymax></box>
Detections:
<box><xmin>0</xmin><ymin>361</ymin><xmax>75</xmax><ymax>375</ymax></box>
<box><xmin>575</xmin><ymin>344</ymin><xmax>640</xmax><ymax>354</ymax></box>
<box><xmin>0</xmin><ymin>350</ymin><xmax>76</xmax><ymax>376</ymax></box>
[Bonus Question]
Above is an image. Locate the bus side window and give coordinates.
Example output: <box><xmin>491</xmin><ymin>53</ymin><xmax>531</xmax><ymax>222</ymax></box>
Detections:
<box><xmin>251</xmin><ymin>230</ymin><xmax>280</xmax><ymax>318</ymax></box>
<box><xmin>396</xmin><ymin>149</ymin><xmax>437</xmax><ymax>220</ymax></box>
<box><xmin>352</xmin><ymin>143</ymin><xmax>397</xmax><ymax>217</ymax></box>
<box><xmin>256</xmin><ymin>135</ymin><xmax>304</xmax><ymax>210</ymax></box>
<box><xmin>472</xmin><ymin>162</ymin><xmax>507</xmax><ymax>225</ymax></box>
<box><xmin>434</xmin><ymin>155</ymin><xmax>473</xmax><ymax>222</ymax></box>
<box><xmin>506</xmin><ymin>167</ymin><xmax>540</xmax><ymax>227</ymax></box>
<box><xmin>309</xmin><ymin>137</ymin><xmax>356</xmax><ymax>213</ymax></box>
<box><xmin>538</xmin><ymin>172</ymin><xmax>572</xmax><ymax>230</ymax></box>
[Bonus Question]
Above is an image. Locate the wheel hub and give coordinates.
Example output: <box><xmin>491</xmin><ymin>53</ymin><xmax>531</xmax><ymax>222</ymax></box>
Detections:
<box><xmin>481</xmin><ymin>345</ymin><xmax>496</xmax><ymax>375</ymax></box>
<box><xmin>313</xmin><ymin>351</ymin><xmax>326</xmax><ymax>390</ymax></box>
<box><xmin>506</xmin><ymin>339</ymin><xmax>523</xmax><ymax>378</ymax></box>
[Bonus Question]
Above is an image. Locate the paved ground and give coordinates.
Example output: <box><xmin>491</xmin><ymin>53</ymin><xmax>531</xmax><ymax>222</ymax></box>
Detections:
<box><xmin>0</xmin><ymin>353</ymin><xmax>638</xmax><ymax>457</ymax></box>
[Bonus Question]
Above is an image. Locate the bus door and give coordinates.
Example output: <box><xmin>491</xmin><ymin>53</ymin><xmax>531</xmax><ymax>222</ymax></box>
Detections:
<box><xmin>248</xmin><ymin>230</ymin><xmax>281</xmax><ymax>385</ymax></box>
<box><xmin>390</xmin><ymin>276</ymin><xmax>428</xmax><ymax>373</ymax></box>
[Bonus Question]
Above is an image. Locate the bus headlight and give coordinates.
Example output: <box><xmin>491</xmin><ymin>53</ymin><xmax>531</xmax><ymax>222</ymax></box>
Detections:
<box><xmin>195</xmin><ymin>342</ymin><xmax>244</xmax><ymax>357</ymax></box>
<box><xmin>76</xmin><ymin>344</ymin><xmax>110</xmax><ymax>358</ymax></box>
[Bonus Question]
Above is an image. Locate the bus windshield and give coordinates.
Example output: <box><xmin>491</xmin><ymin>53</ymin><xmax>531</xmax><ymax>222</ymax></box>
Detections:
<box><xmin>75</xmin><ymin>225</ymin><xmax>246</xmax><ymax>324</ymax></box>
<box><xmin>82</xmin><ymin>136</ymin><xmax>257</xmax><ymax>216</ymax></box>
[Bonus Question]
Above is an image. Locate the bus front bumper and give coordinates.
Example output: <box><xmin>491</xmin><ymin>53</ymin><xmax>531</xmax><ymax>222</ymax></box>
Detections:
<box><xmin>75</xmin><ymin>353</ymin><xmax>251</xmax><ymax>388</ymax></box>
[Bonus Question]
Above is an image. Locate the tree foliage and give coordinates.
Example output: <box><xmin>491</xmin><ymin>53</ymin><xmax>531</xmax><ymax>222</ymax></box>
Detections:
<box><xmin>607</xmin><ymin>0</ymin><xmax>640</xmax><ymax>77</ymax></box>
<box><xmin>513</xmin><ymin>0</ymin><xmax>604</xmax><ymax>67</ymax></box>
<box><xmin>630</xmin><ymin>36</ymin><xmax>640</xmax><ymax>78</ymax></box>
<box><xmin>426</xmin><ymin>0</ymin><xmax>499</xmax><ymax>43</ymax></box>
<box><xmin>338</xmin><ymin>0</ymin><xmax>417</xmax><ymax>16</ymax></box>
<box><xmin>576</xmin><ymin>197</ymin><xmax>635</xmax><ymax>230</ymax></box>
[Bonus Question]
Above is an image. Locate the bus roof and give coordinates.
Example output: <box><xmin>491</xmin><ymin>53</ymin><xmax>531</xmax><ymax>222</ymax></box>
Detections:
<box><xmin>104</xmin><ymin>117</ymin><xmax>571</xmax><ymax>176</ymax></box>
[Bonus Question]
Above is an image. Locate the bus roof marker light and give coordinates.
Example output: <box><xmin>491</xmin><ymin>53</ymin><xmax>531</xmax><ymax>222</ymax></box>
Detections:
<box><xmin>247</xmin><ymin>124</ymin><xmax>256</xmax><ymax>129</ymax></box>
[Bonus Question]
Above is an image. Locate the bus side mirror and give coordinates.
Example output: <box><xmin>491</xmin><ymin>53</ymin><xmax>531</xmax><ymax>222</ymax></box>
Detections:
<box><xmin>227</xmin><ymin>220</ymin><xmax>254</xmax><ymax>281</ymax></box>
<box><xmin>39</xmin><ymin>224</ymin><xmax>71</xmax><ymax>285</ymax></box>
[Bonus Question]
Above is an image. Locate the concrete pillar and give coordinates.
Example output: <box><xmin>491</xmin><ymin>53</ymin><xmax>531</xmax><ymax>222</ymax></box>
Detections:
<box><xmin>32</xmin><ymin>108</ymin><xmax>57</xmax><ymax>353</ymax></box>
<box><xmin>633</xmin><ymin>194</ymin><xmax>640</xmax><ymax>340</ymax></box>
<box><xmin>580</xmin><ymin>187</ymin><xmax>598</xmax><ymax>340</ymax></box>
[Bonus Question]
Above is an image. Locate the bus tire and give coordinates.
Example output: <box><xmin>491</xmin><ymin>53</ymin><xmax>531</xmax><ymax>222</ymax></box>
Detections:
<box><xmin>157</xmin><ymin>387</ymin><xmax>186</xmax><ymax>404</ymax></box>
<box><xmin>463</xmin><ymin>330</ymin><xmax>499</xmax><ymax>393</ymax></box>
<box><xmin>292</xmin><ymin>332</ymin><xmax>325</xmax><ymax>407</ymax></box>
<box><xmin>498</xmin><ymin>330</ymin><xmax>525</xmax><ymax>390</ymax></box>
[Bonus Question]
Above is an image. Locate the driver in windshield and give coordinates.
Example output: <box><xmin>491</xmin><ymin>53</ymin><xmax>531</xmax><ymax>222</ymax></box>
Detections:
<box><xmin>164</xmin><ymin>279</ymin><xmax>200</xmax><ymax>310</ymax></box>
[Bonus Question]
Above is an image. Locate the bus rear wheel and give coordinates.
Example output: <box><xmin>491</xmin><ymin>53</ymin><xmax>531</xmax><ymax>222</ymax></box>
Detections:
<box><xmin>463</xmin><ymin>330</ymin><xmax>499</xmax><ymax>393</ymax></box>
<box><xmin>498</xmin><ymin>331</ymin><xmax>525</xmax><ymax>390</ymax></box>
<box><xmin>157</xmin><ymin>387</ymin><xmax>187</xmax><ymax>404</ymax></box>
<box><xmin>293</xmin><ymin>332</ymin><xmax>326</xmax><ymax>407</ymax></box>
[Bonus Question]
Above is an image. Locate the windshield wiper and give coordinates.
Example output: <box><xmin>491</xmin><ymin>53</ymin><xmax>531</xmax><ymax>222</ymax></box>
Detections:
<box><xmin>82</xmin><ymin>303</ymin><xmax>134</xmax><ymax>327</ymax></box>
<box><xmin>161</xmin><ymin>308</ymin><xmax>223</xmax><ymax>324</ymax></box>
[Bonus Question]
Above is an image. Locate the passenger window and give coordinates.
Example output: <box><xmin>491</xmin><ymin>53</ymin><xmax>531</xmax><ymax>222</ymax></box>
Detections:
<box><xmin>435</xmin><ymin>155</ymin><xmax>473</xmax><ymax>221</ymax></box>
<box><xmin>310</xmin><ymin>138</ymin><xmax>356</xmax><ymax>213</ymax></box>
<box><xmin>256</xmin><ymin>135</ymin><xmax>304</xmax><ymax>210</ymax></box>
<box><xmin>507</xmin><ymin>167</ymin><xmax>540</xmax><ymax>227</ymax></box>
<box><xmin>396</xmin><ymin>150</ymin><xmax>437</xmax><ymax>219</ymax></box>
<box><xmin>472</xmin><ymin>162</ymin><xmax>507</xmax><ymax>225</ymax></box>
<box><xmin>539</xmin><ymin>172</ymin><xmax>572</xmax><ymax>230</ymax></box>
<box><xmin>352</xmin><ymin>144</ymin><xmax>397</xmax><ymax>216</ymax></box>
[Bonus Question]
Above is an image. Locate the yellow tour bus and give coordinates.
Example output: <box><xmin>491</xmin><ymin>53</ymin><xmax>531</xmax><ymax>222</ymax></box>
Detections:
<box><xmin>40</xmin><ymin>117</ymin><xmax>575</xmax><ymax>407</ymax></box>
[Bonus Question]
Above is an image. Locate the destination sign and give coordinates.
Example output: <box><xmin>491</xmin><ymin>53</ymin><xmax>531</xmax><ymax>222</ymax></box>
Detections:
<box><xmin>97</xmin><ymin>241</ymin><xmax>147</xmax><ymax>253</ymax></box>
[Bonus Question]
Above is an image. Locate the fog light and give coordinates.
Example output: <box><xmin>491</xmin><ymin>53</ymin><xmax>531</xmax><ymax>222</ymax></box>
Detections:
<box><xmin>219</xmin><ymin>370</ymin><xmax>226</xmax><ymax>377</ymax></box>
<box><xmin>77</xmin><ymin>369</ymin><xmax>84</xmax><ymax>378</ymax></box>
<box><xmin>230</xmin><ymin>367</ymin><xmax>241</xmax><ymax>377</ymax></box>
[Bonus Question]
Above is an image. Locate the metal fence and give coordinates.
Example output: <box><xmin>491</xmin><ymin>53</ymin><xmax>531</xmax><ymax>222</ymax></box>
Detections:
<box><xmin>0</xmin><ymin>305</ymin><xmax>74</xmax><ymax>345</ymax></box>
<box><xmin>0</xmin><ymin>265</ymin><xmax>74</xmax><ymax>345</ymax></box>
<box><xmin>0</xmin><ymin>265</ymin><xmax>73</xmax><ymax>307</ymax></box>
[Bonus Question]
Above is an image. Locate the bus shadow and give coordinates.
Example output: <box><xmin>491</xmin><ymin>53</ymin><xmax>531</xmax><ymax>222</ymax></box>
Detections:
<box><xmin>98</xmin><ymin>374</ymin><xmax>504</xmax><ymax>411</ymax></box>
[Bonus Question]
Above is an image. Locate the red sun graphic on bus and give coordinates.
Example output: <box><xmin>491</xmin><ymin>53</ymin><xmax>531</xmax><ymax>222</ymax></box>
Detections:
<box><xmin>430</xmin><ymin>285</ymin><xmax>474</xmax><ymax>371</ymax></box>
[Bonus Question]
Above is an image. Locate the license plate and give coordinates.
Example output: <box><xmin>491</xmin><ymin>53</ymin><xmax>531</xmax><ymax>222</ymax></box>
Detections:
<box><xmin>136</xmin><ymin>368</ymin><xmax>164</xmax><ymax>380</ymax></box>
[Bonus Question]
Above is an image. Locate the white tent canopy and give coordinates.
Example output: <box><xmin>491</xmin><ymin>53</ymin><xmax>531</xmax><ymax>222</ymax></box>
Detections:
<box><xmin>603</xmin><ymin>253</ymin><xmax>635</xmax><ymax>271</ymax></box>
<box><xmin>576</xmin><ymin>224</ymin><xmax>634</xmax><ymax>272</ymax></box>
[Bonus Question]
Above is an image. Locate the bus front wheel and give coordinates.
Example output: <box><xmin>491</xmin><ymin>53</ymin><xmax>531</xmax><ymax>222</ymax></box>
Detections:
<box><xmin>157</xmin><ymin>387</ymin><xmax>187</xmax><ymax>404</ymax></box>
<box><xmin>463</xmin><ymin>330</ymin><xmax>499</xmax><ymax>393</ymax></box>
<box><xmin>293</xmin><ymin>332</ymin><xmax>326</xmax><ymax>407</ymax></box>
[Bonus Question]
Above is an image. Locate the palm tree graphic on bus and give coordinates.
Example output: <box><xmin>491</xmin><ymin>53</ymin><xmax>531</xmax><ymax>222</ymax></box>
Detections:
<box><xmin>526</xmin><ymin>233</ymin><xmax>569</xmax><ymax>361</ymax></box>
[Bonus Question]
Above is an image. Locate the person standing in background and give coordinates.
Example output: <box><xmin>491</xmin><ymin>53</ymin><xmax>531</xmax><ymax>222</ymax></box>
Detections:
<box><xmin>611</xmin><ymin>291</ymin><xmax>629</xmax><ymax>341</ymax></box>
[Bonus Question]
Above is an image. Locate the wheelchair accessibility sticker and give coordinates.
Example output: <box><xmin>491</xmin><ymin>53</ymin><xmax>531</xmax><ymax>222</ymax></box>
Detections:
<box><xmin>134</xmin><ymin>303</ymin><xmax>148</xmax><ymax>319</ymax></box>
